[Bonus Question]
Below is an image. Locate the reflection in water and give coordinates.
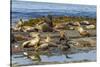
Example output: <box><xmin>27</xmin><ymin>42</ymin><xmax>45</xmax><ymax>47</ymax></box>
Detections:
<box><xmin>41</xmin><ymin>50</ymin><xmax>96</xmax><ymax>62</ymax></box>
<box><xmin>23</xmin><ymin>51</ymin><xmax>41</xmax><ymax>62</ymax></box>
<box><xmin>12</xmin><ymin>50</ymin><xmax>96</xmax><ymax>66</ymax></box>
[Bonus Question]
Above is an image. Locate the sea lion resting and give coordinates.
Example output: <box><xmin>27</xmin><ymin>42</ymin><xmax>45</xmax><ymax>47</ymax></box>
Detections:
<box><xmin>36</xmin><ymin>34</ymin><xmax>58</xmax><ymax>50</ymax></box>
<box><xmin>76</xmin><ymin>26</ymin><xmax>90</xmax><ymax>37</ymax></box>
<box><xmin>74</xmin><ymin>22</ymin><xmax>90</xmax><ymax>37</ymax></box>
<box><xmin>22</xmin><ymin>33</ymin><xmax>41</xmax><ymax>48</ymax></box>
<box><xmin>21</xmin><ymin>32</ymin><xmax>71</xmax><ymax>51</ymax></box>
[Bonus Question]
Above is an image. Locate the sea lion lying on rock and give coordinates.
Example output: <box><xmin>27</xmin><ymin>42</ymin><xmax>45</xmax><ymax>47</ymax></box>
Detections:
<box><xmin>14</xmin><ymin>34</ymin><xmax>30</xmax><ymax>41</ymax></box>
<box><xmin>86</xmin><ymin>25</ymin><xmax>95</xmax><ymax>29</ymax></box>
<box><xmin>22</xmin><ymin>26</ymin><xmax>38</xmax><ymax>32</ymax></box>
<box><xmin>36</xmin><ymin>22</ymin><xmax>53</xmax><ymax>32</ymax></box>
<box><xmin>22</xmin><ymin>33</ymin><xmax>41</xmax><ymax>48</ymax></box>
<box><xmin>36</xmin><ymin>34</ymin><xmax>58</xmax><ymax>51</ymax></box>
<box><xmin>75</xmin><ymin>26</ymin><xmax>90</xmax><ymax>37</ymax></box>
<box><xmin>72</xmin><ymin>39</ymin><xmax>96</xmax><ymax>48</ymax></box>
<box><xmin>80</xmin><ymin>21</ymin><xmax>90</xmax><ymax>25</ymax></box>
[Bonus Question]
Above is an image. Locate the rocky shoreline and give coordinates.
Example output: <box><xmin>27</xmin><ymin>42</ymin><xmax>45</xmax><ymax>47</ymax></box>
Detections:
<box><xmin>11</xmin><ymin>30</ymin><xmax>96</xmax><ymax>54</ymax></box>
<box><xmin>11</xmin><ymin>15</ymin><xmax>96</xmax><ymax>66</ymax></box>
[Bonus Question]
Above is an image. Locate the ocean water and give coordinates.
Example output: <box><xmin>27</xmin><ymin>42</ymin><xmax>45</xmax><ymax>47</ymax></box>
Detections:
<box><xmin>11</xmin><ymin>1</ymin><xmax>96</xmax><ymax>22</ymax></box>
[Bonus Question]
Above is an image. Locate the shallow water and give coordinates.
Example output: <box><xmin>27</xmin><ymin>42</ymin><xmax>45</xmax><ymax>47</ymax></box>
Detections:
<box><xmin>11</xmin><ymin>50</ymin><xmax>96</xmax><ymax>66</ymax></box>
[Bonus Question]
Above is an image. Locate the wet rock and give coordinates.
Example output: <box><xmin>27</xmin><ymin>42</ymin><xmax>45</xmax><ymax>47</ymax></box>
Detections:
<box><xmin>11</xmin><ymin>34</ymin><xmax>16</xmax><ymax>43</ymax></box>
<box><xmin>23</xmin><ymin>52</ymin><xmax>41</xmax><ymax>61</ymax></box>
<box><xmin>11</xmin><ymin>45</ymin><xmax>22</xmax><ymax>53</ymax></box>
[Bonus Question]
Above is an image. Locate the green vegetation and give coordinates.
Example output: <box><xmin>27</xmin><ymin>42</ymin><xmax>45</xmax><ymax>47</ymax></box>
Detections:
<box><xmin>20</xmin><ymin>15</ymin><xmax>96</xmax><ymax>26</ymax></box>
<box><xmin>53</xmin><ymin>16</ymin><xmax>96</xmax><ymax>25</ymax></box>
<box><xmin>23</xmin><ymin>18</ymin><xmax>44</xmax><ymax>26</ymax></box>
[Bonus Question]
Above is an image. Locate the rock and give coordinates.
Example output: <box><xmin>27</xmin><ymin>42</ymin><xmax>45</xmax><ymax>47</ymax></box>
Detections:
<box><xmin>11</xmin><ymin>34</ymin><xmax>16</xmax><ymax>43</ymax></box>
<box><xmin>37</xmin><ymin>23</ymin><xmax>53</xmax><ymax>32</ymax></box>
<box><xmin>60</xmin><ymin>46</ymin><xmax>70</xmax><ymax>51</ymax></box>
<box><xmin>23</xmin><ymin>52</ymin><xmax>41</xmax><ymax>61</ymax></box>
<box><xmin>11</xmin><ymin>45</ymin><xmax>21</xmax><ymax>53</ymax></box>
